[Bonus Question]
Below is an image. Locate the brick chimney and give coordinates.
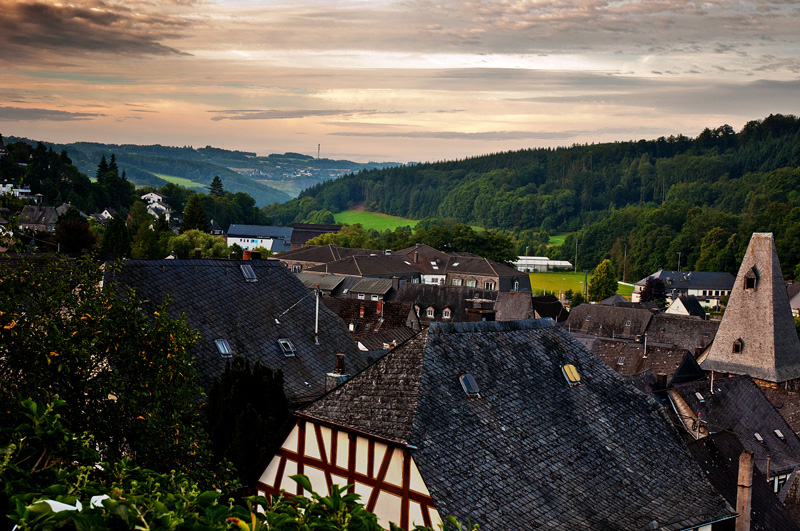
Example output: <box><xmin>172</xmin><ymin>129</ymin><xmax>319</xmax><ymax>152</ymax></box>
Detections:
<box><xmin>194</xmin><ymin>248</ymin><xmax>202</xmax><ymax>259</ymax></box>
<box><xmin>359</xmin><ymin>305</ymin><xmax>365</xmax><ymax>318</ymax></box>
<box><xmin>326</xmin><ymin>354</ymin><xmax>349</xmax><ymax>391</ymax></box>
<box><xmin>736</xmin><ymin>450</ymin><xmax>754</xmax><ymax>531</ymax></box>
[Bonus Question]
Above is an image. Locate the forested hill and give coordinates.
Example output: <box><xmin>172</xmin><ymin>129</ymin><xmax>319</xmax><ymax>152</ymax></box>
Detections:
<box><xmin>264</xmin><ymin>114</ymin><xmax>800</xmax><ymax>280</ymax></box>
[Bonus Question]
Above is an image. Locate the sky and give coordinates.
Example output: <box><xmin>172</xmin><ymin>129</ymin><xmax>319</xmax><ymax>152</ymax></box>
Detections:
<box><xmin>1</xmin><ymin>0</ymin><xmax>799</xmax><ymax>163</ymax></box>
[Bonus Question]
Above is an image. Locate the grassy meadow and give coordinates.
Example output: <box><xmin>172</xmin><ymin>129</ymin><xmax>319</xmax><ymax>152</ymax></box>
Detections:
<box><xmin>333</xmin><ymin>210</ymin><xmax>419</xmax><ymax>232</ymax></box>
<box><xmin>528</xmin><ymin>271</ymin><xmax>633</xmax><ymax>298</ymax></box>
<box><xmin>548</xmin><ymin>232</ymin><xmax>571</xmax><ymax>246</ymax></box>
<box><xmin>154</xmin><ymin>173</ymin><xmax>206</xmax><ymax>188</ymax></box>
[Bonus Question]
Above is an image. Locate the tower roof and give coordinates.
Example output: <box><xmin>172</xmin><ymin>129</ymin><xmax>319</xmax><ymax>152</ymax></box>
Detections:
<box><xmin>701</xmin><ymin>233</ymin><xmax>800</xmax><ymax>382</ymax></box>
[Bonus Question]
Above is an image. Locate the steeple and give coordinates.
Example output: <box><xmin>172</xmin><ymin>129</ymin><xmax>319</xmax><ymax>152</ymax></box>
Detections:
<box><xmin>701</xmin><ymin>233</ymin><xmax>800</xmax><ymax>384</ymax></box>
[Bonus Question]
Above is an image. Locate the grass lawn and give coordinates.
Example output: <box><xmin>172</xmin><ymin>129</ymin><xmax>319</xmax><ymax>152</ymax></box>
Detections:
<box><xmin>154</xmin><ymin>173</ymin><xmax>206</xmax><ymax>188</ymax></box>
<box><xmin>333</xmin><ymin>210</ymin><xmax>419</xmax><ymax>232</ymax></box>
<box><xmin>529</xmin><ymin>271</ymin><xmax>632</xmax><ymax>298</ymax></box>
<box><xmin>548</xmin><ymin>232</ymin><xmax>570</xmax><ymax>246</ymax></box>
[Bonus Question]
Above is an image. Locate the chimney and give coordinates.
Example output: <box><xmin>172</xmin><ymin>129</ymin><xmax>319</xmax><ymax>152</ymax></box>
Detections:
<box><xmin>229</xmin><ymin>251</ymin><xmax>237</xmax><ymax>260</ymax></box>
<box><xmin>414</xmin><ymin>251</ymin><xmax>419</xmax><ymax>263</ymax></box>
<box><xmin>391</xmin><ymin>276</ymin><xmax>400</xmax><ymax>293</ymax></box>
<box><xmin>250</xmin><ymin>251</ymin><xmax>261</xmax><ymax>260</ymax></box>
<box><xmin>194</xmin><ymin>248</ymin><xmax>202</xmax><ymax>259</ymax></box>
<box><xmin>242</xmin><ymin>250</ymin><xmax>251</xmax><ymax>260</ymax></box>
<box><xmin>377</xmin><ymin>300</ymin><xmax>383</xmax><ymax>316</ymax></box>
<box><xmin>736</xmin><ymin>450</ymin><xmax>754</xmax><ymax>531</ymax></box>
<box><xmin>326</xmin><ymin>354</ymin><xmax>349</xmax><ymax>391</ymax></box>
<box><xmin>359</xmin><ymin>305</ymin><xmax>365</xmax><ymax>318</ymax></box>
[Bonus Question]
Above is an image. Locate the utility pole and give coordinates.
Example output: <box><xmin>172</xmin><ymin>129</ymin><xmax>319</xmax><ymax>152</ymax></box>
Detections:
<box><xmin>574</xmin><ymin>237</ymin><xmax>578</xmax><ymax>272</ymax></box>
<box><xmin>623</xmin><ymin>242</ymin><xmax>627</xmax><ymax>283</ymax></box>
<box><xmin>677</xmin><ymin>251</ymin><xmax>682</xmax><ymax>272</ymax></box>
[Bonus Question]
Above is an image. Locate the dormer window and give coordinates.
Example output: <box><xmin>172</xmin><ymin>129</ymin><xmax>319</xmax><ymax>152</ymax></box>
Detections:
<box><xmin>215</xmin><ymin>338</ymin><xmax>233</xmax><ymax>358</ymax></box>
<box><xmin>466</xmin><ymin>279</ymin><xmax>476</xmax><ymax>288</ymax></box>
<box><xmin>443</xmin><ymin>308</ymin><xmax>452</xmax><ymax>319</ymax></box>
<box><xmin>426</xmin><ymin>307</ymin><xmax>435</xmax><ymax>318</ymax></box>
<box><xmin>744</xmin><ymin>266</ymin><xmax>758</xmax><ymax>290</ymax></box>
<box><xmin>485</xmin><ymin>281</ymin><xmax>496</xmax><ymax>290</ymax></box>
<box><xmin>733</xmin><ymin>338</ymin><xmax>743</xmax><ymax>354</ymax></box>
<box><xmin>278</xmin><ymin>338</ymin><xmax>296</xmax><ymax>357</ymax></box>
<box><xmin>452</xmin><ymin>278</ymin><xmax>462</xmax><ymax>286</ymax></box>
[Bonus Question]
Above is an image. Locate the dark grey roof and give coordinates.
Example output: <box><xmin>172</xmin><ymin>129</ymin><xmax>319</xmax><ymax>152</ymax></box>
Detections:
<box><xmin>445</xmin><ymin>255</ymin><xmax>522</xmax><ymax>277</ymax></box>
<box><xmin>702</xmin><ymin>233</ymin><xmax>800</xmax><ymax>382</ymax></box>
<box><xmin>392</xmin><ymin>244</ymin><xmax>450</xmax><ymax>276</ymax></box>
<box><xmin>601</xmin><ymin>294</ymin><xmax>628</xmax><ymax>305</ymax></box>
<box><xmin>494</xmin><ymin>291</ymin><xmax>534</xmax><ymax>321</ymax></box>
<box><xmin>672</xmin><ymin>376</ymin><xmax>800</xmax><ymax>478</ymax></box>
<box><xmin>307</xmin><ymin>255</ymin><xmax>421</xmax><ymax>278</ymax></box>
<box><xmin>227</xmin><ymin>224</ymin><xmax>293</xmax><ymax>240</ymax></box>
<box><xmin>106</xmin><ymin>259</ymin><xmax>368</xmax><ymax>406</ymax></box>
<box><xmin>531</xmin><ymin>294</ymin><xmax>568</xmax><ymax>322</ymax></box>
<box><xmin>564</xmin><ymin>303</ymin><xmax>653</xmax><ymax>339</ymax></box>
<box><xmin>392</xmin><ymin>284</ymin><xmax>499</xmax><ymax>324</ymax></box>
<box><xmin>20</xmin><ymin>205</ymin><xmax>59</xmax><ymax>227</ymax></box>
<box><xmin>673</xmin><ymin>295</ymin><xmax>707</xmax><ymax>319</ymax></box>
<box><xmin>350</xmin><ymin>277</ymin><xmax>393</xmax><ymax>295</ymax></box>
<box><xmin>685</xmin><ymin>431</ymin><xmax>800</xmax><ymax>531</ymax></box>
<box><xmin>646</xmin><ymin>313</ymin><xmax>719</xmax><ymax>352</ymax></box>
<box><xmin>295</xmin><ymin>272</ymin><xmax>345</xmax><ymax>292</ymax></box>
<box><xmin>289</xmin><ymin>223</ymin><xmax>341</xmax><ymax>246</ymax></box>
<box><xmin>300</xmin><ymin>319</ymin><xmax>735</xmax><ymax>530</ymax></box>
<box><xmin>590</xmin><ymin>337</ymin><xmax>695</xmax><ymax>381</ymax></box>
<box><xmin>276</xmin><ymin>244</ymin><xmax>378</xmax><ymax>262</ymax></box>
<box><xmin>636</xmin><ymin>269</ymin><xmax>736</xmax><ymax>290</ymax></box>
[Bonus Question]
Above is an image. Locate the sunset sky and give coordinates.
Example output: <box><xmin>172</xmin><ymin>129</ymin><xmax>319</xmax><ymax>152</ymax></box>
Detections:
<box><xmin>1</xmin><ymin>0</ymin><xmax>799</xmax><ymax>163</ymax></box>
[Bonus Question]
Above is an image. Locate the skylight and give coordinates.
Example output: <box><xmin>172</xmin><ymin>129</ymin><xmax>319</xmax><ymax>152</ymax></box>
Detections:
<box><xmin>775</xmin><ymin>429</ymin><xmax>786</xmax><ymax>441</ymax></box>
<box><xmin>755</xmin><ymin>432</ymin><xmax>765</xmax><ymax>444</ymax></box>
<box><xmin>453</xmin><ymin>262</ymin><xmax>460</xmax><ymax>267</ymax></box>
<box><xmin>240</xmin><ymin>264</ymin><xmax>258</xmax><ymax>282</ymax></box>
<box><xmin>459</xmin><ymin>374</ymin><xmax>480</xmax><ymax>398</ymax></box>
<box><xmin>562</xmin><ymin>364</ymin><xmax>581</xmax><ymax>387</ymax></box>
<box><xmin>278</xmin><ymin>338</ymin><xmax>296</xmax><ymax>357</ymax></box>
<box><xmin>215</xmin><ymin>338</ymin><xmax>233</xmax><ymax>358</ymax></box>
<box><xmin>695</xmin><ymin>392</ymin><xmax>705</xmax><ymax>403</ymax></box>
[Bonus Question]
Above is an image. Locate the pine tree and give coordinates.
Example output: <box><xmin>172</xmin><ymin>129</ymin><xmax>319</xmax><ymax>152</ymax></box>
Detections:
<box><xmin>179</xmin><ymin>194</ymin><xmax>208</xmax><ymax>234</ymax></box>
<box><xmin>96</xmin><ymin>154</ymin><xmax>109</xmax><ymax>179</ymax></box>
<box><xmin>101</xmin><ymin>214</ymin><xmax>132</xmax><ymax>257</ymax></box>
<box><xmin>109</xmin><ymin>153</ymin><xmax>119</xmax><ymax>175</ymax></box>
<box><xmin>209</xmin><ymin>176</ymin><xmax>224</xmax><ymax>197</ymax></box>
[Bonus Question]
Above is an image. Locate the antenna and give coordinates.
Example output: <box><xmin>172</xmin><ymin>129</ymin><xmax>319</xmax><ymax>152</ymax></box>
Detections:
<box><xmin>314</xmin><ymin>284</ymin><xmax>321</xmax><ymax>345</ymax></box>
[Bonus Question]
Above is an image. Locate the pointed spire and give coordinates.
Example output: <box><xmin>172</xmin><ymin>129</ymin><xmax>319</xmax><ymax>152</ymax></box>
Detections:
<box><xmin>701</xmin><ymin>233</ymin><xmax>800</xmax><ymax>383</ymax></box>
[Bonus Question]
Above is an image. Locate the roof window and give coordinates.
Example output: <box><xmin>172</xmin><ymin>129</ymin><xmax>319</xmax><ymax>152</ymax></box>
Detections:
<box><xmin>754</xmin><ymin>432</ymin><xmax>765</xmax><ymax>444</ymax></box>
<box><xmin>215</xmin><ymin>338</ymin><xmax>233</xmax><ymax>358</ymax></box>
<box><xmin>775</xmin><ymin>429</ymin><xmax>786</xmax><ymax>441</ymax></box>
<box><xmin>278</xmin><ymin>338</ymin><xmax>296</xmax><ymax>357</ymax></box>
<box><xmin>562</xmin><ymin>364</ymin><xmax>581</xmax><ymax>387</ymax></box>
<box><xmin>459</xmin><ymin>374</ymin><xmax>481</xmax><ymax>398</ymax></box>
<box><xmin>695</xmin><ymin>392</ymin><xmax>705</xmax><ymax>403</ymax></box>
<box><xmin>240</xmin><ymin>264</ymin><xmax>258</xmax><ymax>282</ymax></box>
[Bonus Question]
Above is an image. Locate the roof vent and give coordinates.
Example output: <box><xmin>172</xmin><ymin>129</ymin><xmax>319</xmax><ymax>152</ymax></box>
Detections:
<box><xmin>459</xmin><ymin>373</ymin><xmax>481</xmax><ymax>398</ymax></box>
<box><xmin>562</xmin><ymin>364</ymin><xmax>581</xmax><ymax>387</ymax></box>
<box><xmin>278</xmin><ymin>338</ymin><xmax>296</xmax><ymax>357</ymax></box>
<box><xmin>775</xmin><ymin>429</ymin><xmax>786</xmax><ymax>441</ymax></box>
<box><xmin>240</xmin><ymin>264</ymin><xmax>258</xmax><ymax>282</ymax></box>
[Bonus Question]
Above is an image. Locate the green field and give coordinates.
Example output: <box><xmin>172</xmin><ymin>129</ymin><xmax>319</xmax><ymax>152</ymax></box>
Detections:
<box><xmin>529</xmin><ymin>271</ymin><xmax>632</xmax><ymax>298</ymax></box>
<box><xmin>333</xmin><ymin>210</ymin><xmax>419</xmax><ymax>232</ymax></box>
<box><xmin>548</xmin><ymin>232</ymin><xmax>570</xmax><ymax>246</ymax></box>
<box><xmin>154</xmin><ymin>173</ymin><xmax>206</xmax><ymax>188</ymax></box>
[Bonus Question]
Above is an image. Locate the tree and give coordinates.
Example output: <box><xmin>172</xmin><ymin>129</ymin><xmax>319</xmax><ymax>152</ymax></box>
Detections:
<box><xmin>168</xmin><ymin>229</ymin><xmax>229</xmax><ymax>258</ymax></box>
<box><xmin>55</xmin><ymin>206</ymin><xmax>96</xmax><ymax>254</ymax></box>
<box><xmin>101</xmin><ymin>214</ymin><xmax>132</xmax><ymax>257</ymax></box>
<box><xmin>209</xmin><ymin>175</ymin><xmax>225</xmax><ymax>197</ymax></box>
<box><xmin>0</xmin><ymin>256</ymin><xmax>216</xmax><ymax>480</ymax></box>
<box><xmin>570</xmin><ymin>291</ymin><xmax>585</xmax><ymax>308</ymax></box>
<box><xmin>587</xmin><ymin>259</ymin><xmax>618</xmax><ymax>301</ymax></box>
<box><xmin>180</xmin><ymin>194</ymin><xmax>208</xmax><ymax>233</ymax></box>
<box><xmin>108</xmin><ymin>153</ymin><xmax>119</xmax><ymax>175</ymax></box>
<box><xmin>96</xmin><ymin>154</ymin><xmax>109</xmax><ymax>179</ymax></box>
<box><xmin>640</xmin><ymin>276</ymin><xmax>668</xmax><ymax>308</ymax></box>
<box><xmin>207</xmin><ymin>357</ymin><xmax>290</xmax><ymax>482</ymax></box>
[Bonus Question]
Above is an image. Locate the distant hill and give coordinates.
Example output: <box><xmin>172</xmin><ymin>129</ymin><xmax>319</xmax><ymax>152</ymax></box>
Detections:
<box><xmin>5</xmin><ymin>138</ymin><xmax>401</xmax><ymax>206</ymax></box>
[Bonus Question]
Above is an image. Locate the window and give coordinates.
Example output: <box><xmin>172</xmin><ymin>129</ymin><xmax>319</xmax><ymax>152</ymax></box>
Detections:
<box><xmin>358</xmin><ymin>293</ymin><xmax>365</xmax><ymax>300</ymax></box>
<box><xmin>466</xmin><ymin>279</ymin><xmax>476</xmax><ymax>288</ymax></box>
<box><xmin>562</xmin><ymin>364</ymin><xmax>581</xmax><ymax>387</ymax></box>
<box><xmin>695</xmin><ymin>392</ymin><xmax>705</xmax><ymax>403</ymax></box>
<box><xmin>617</xmin><ymin>356</ymin><xmax>625</xmax><ymax>366</ymax></box>
<box><xmin>371</xmin><ymin>295</ymin><xmax>379</xmax><ymax>301</ymax></box>
<box><xmin>625</xmin><ymin>320</ymin><xmax>631</xmax><ymax>326</ymax></box>
<box><xmin>485</xmin><ymin>281</ymin><xmax>495</xmax><ymax>290</ymax></box>
<box><xmin>292</xmin><ymin>265</ymin><xmax>301</xmax><ymax>273</ymax></box>
<box><xmin>215</xmin><ymin>338</ymin><xmax>233</xmax><ymax>358</ymax></box>
<box><xmin>733</xmin><ymin>338</ymin><xmax>743</xmax><ymax>354</ymax></box>
<box><xmin>452</xmin><ymin>278</ymin><xmax>462</xmax><ymax>286</ymax></box>
<box><xmin>459</xmin><ymin>373</ymin><xmax>480</xmax><ymax>398</ymax></box>
<box><xmin>745</xmin><ymin>278</ymin><xmax>755</xmax><ymax>290</ymax></box>
<box><xmin>443</xmin><ymin>308</ymin><xmax>452</xmax><ymax>319</ymax></box>
<box><xmin>513</xmin><ymin>280</ymin><xmax>519</xmax><ymax>292</ymax></box>
<box><xmin>240</xmin><ymin>264</ymin><xmax>258</xmax><ymax>282</ymax></box>
<box><xmin>426</xmin><ymin>307</ymin><xmax>435</xmax><ymax>318</ymax></box>
<box><xmin>278</xmin><ymin>338</ymin><xmax>295</xmax><ymax>357</ymax></box>
<box><xmin>585</xmin><ymin>315</ymin><xmax>591</xmax><ymax>321</ymax></box>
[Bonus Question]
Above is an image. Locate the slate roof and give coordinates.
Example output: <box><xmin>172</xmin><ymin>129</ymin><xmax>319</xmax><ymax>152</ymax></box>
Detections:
<box><xmin>299</xmin><ymin>319</ymin><xmax>735</xmax><ymax>530</ymax></box>
<box><xmin>646</xmin><ymin>313</ymin><xmax>719</xmax><ymax>353</ymax></box>
<box><xmin>105</xmin><ymin>259</ymin><xmax>368</xmax><ymax>406</ymax></box>
<box><xmin>564</xmin><ymin>304</ymin><xmax>653</xmax><ymax>339</ymax></box>
<box><xmin>289</xmin><ymin>223</ymin><xmax>341</xmax><ymax>247</ymax></box>
<box><xmin>392</xmin><ymin>243</ymin><xmax>450</xmax><ymax>276</ymax></box>
<box><xmin>276</xmin><ymin>244</ymin><xmax>378</xmax><ymax>262</ymax></box>
<box><xmin>601</xmin><ymin>294</ymin><xmax>628</xmax><ymax>305</ymax></box>
<box><xmin>590</xmin><ymin>337</ymin><xmax>696</xmax><ymax>382</ymax></box>
<box><xmin>702</xmin><ymin>233</ymin><xmax>800</xmax><ymax>382</ymax></box>
<box><xmin>531</xmin><ymin>294</ymin><xmax>568</xmax><ymax>322</ymax></box>
<box><xmin>19</xmin><ymin>205</ymin><xmax>59</xmax><ymax>230</ymax></box>
<box><xmin>227</xmin><ymin>224</ymin><xmax>293</xmax><ymax>240</ymax></box>
<box><xmin>295</xmin><ymin>272</ymin><xmax>345</xmax><ymax>293</ymax></box>
<box><xmin>321</xmin><ymin>298</ymin><xmax>420</xmax><ymax>352</ymax></box>
<box><xmin>392</xmin><ymin>284</ymin><xmax>497</xmax><ymax>324</ymax></box>
<box><xmin>671</xmin><ymin>376</ymin><xmax>800</xmax><ymax>478</ymax></box>
<box><xmin>636</xmin><ymin>269</ymin><xmax>736</xmax><ymax>291</ymax></box>
<box><xmin>350</xmin><ymin>277</ymin><xmax>394</xmax><ymax>295</ymax></box>
<box><xmin>669</xmin><ymin>295</ymin><xmax>707</xmax><ymax>319</ymax></box>
<box><xmin>685</xmin><ymin>431</ymin><xmax>800</xmax><ymax>531</ymax></box>
<box><xmin>494</xmin><ymin>291</ymin><xmax>534</xmax><ymax>321</ymax></box>
<box><xmin>306</xmin><ymin>255</ymin><xmax>421</xmax><ymax>278</ymax></box>
<box><xmin>445</xmin><ymin>255</ymin><xmax>522</xmax><ymax>277</ymax></box>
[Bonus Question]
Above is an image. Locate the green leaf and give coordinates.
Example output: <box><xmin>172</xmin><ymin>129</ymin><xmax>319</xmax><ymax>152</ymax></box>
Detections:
<box><xmin>290</xmin><ymin>474</ymin><xmax>313</xmax><ymax>494</ymax></box>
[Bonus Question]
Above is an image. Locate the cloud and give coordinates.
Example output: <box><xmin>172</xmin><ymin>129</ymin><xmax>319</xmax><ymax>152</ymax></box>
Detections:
<box><xmin>0</xmin><ymin>106</ymin><xmax>104</xmax><ymax>121</ymax></box>
<box><xmin>0</xmin><ymin>0</ymin><xmax>190</xmax><ymax>62</ymax></box>
<box><xmin>207</xmin><ymin>109</ymin><xmax>403</xmax><ymax>121</ymax></box>
<box><xmin>329</xmin><ymin>130</ymin><xmax>582</xmax><ymax>141</ymax></box>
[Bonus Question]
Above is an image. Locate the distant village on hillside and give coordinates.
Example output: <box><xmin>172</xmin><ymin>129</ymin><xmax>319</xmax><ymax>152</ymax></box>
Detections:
<box><xmin>6</xmin><ymin>131</ymin><xmax>800</xmax><ymax>530</ymax></box>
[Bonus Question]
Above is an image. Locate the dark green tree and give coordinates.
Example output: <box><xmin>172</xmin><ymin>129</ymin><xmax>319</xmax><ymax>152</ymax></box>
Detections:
<box><xmin>101</xmin><ymin>213</ymin><xmax>132</xmax><ymax>257</ymax></box>
<box><xmin>55</xmin><ymin>206</ymin><xmax>96</xmax><ymax>254</ymax></box>
<box><xmin>640</xmin><ymin>276</ymin><xmax>668</xmax><ymax>308</ymax></box>
<box><xmin>109</xmin><ymin>153</ymin><xmax>119</xmax><ymax>175</ymax></box>
<box><xmin>207</xmin><ymin>357</ymin><xmax>290</xmax><ymax>482</ymax></box>
<box><xmin>209</xmin><ymin>175</ymin><xmax>224</xmax><ymax>197</ymax></box>
<box><xmin>96</xmin><ymin>154</ymin><xmax>109</xmax><ymax>179</ymax></box>
<box><xmin>180</xmin><ymin>195</ymin><xmax>208</xmax><ymax>233</ymax></box>
<box><xmin>587</xmin><ymin>259</ymin><xmax>618</xmax><ymax>301</ymax></box>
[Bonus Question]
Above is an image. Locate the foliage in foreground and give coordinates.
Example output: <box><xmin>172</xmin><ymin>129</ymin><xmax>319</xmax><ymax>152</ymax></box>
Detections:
<box><xmin>1</xmin><ymin>397</ymin><xmax>474</xmax><ymax>531</ymax></box>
